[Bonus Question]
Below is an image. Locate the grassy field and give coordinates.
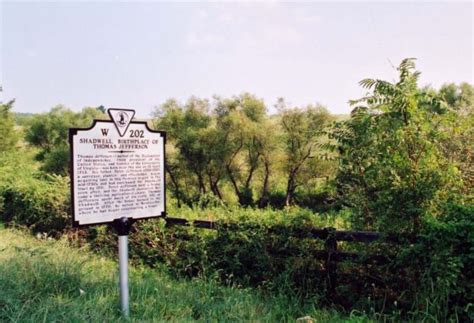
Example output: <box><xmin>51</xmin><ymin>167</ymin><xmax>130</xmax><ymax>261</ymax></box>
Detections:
<box><xmin>0</xmin><ymin>226</ymin><xmax>369</xmax><ymax>322</ymax></box>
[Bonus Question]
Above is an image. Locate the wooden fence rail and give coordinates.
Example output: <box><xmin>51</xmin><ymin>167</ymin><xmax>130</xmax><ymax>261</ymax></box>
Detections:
<box><xmin>165</xmin><ymin>217</ymin><xmax>415</xmax><ymax>244</ymax></box>
<box><xmin>164</xmin><ymin>216</ymin><xmax>414</xmax><ymax>293</ymax></box>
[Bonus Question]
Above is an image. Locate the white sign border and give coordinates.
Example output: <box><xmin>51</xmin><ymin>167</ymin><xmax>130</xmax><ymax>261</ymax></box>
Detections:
<box><xmin>69</xmin><ymin>119</ymin><xmax>167</xmax><ymax>228</ymax></box>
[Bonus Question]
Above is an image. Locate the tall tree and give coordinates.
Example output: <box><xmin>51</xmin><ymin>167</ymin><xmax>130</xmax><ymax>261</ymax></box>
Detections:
<box><xmin>25</xmin><ymin>106</ymin><xmax>107</xmax><ymax>175</ymax></box>
<box><xmin>0</xmin><ymin>100</ymin><xmax>19</xmax><ymax>153</ymax></box>
<box><xmin>333</xmin><ymin>58</ymin><xmax>462</xmax><ymax>232</ymax></box>
<box><xmin>155</xmin><ymin>97</ymin><xmax>219</xmax><ymax>202</ymax></box>
<box><xmin>256</xmin><ymin>119</ymin><xmax>278</xmax><ymax>208</ymax></box>
<box><xmin>437</xmin><ymin>82</ymin><xmax>474</xmax><ymax>196</ymax></box>
<box><xmin>279</xmin><ymin>100</ymin><xmax>332</xmax><ymax>206</ymax></box>
<box><xmin>214</xmin><ymin>93</ymin><xmax>269</xmax><ymax>206</ymax></box>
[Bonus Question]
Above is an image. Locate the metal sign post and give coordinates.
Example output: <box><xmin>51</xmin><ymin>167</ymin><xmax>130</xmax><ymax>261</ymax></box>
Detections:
<box><xmin>113</xmin><ymin>217</ymin><xmax>134</xmax><ymax>317</ymax></box>
<box><xmin>119</xmin><ymin>234</ymin><xmax>129</xmax><ymax>316</ymax></box>
<box><xmin>69</xmin><ymin>108</ymin><xmax>166</xmax><ymax>318</ymax></box>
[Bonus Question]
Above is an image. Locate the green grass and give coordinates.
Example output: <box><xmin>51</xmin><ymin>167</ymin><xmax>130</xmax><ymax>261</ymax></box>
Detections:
<box><xmin>0</xmin><ymin>227</ymin><xmax>369</xmax><ymax>322</ymax></box>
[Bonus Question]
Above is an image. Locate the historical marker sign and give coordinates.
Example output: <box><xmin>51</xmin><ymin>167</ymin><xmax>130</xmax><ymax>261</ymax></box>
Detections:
<box><xmin>69</xmin><ymin>109</ymin><xmax>166</xmax><ymax>227</ymax></box>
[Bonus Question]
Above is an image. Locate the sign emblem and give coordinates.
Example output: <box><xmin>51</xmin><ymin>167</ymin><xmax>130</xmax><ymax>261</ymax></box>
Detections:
<box><xmin>108</xmin><ymin>108</ymin><xmax>135</xmax><ymax>137</ymax></box>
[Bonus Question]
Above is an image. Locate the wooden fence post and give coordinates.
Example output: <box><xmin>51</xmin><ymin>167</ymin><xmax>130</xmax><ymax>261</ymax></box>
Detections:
<box><xmin>325</xmin><ymin>228</ymin><xmax>338</xmax><ymax>297</ymax></box>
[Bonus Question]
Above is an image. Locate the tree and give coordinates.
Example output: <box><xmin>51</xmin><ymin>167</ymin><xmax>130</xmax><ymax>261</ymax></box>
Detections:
<box><xmin>279</xmin><ymin>99</ymin><xmax>332</xmax><ymax>206</ymax></box>
<box><xmin>214</xmin><ymin>93</ymin><xmax>270</xmax><ymax>206</ymax></box>
<box><xmin>25</xmin><ymin>106</ymin><xmax>107</xmax><ymax>175</ymax></box>
<box><xmin>256</xmin><ymin>119</ymin><xmax>278</xmax><ymax>208</ymax></box>
<box><xmin>154</xmin><ymin>97</ymin><xmax>218</xmax><ymax>203</ymax></box>
<box><xmin>437</xmin><ymin>82</ymin><xmax>474</xmax><ymax>197</ymax></box>
<box><xmin>333</xmin><ymin>58</ymin><xmax>462</xmax><ymax>233</ymax></box>
<box><xmin>155</xmin><ymin>94</ymin><xmax>278</xmax><ymax>207</ymax></box>
<box><xmin>0</xmin><ymin>100</ymin><xmax>19</xmax><ymax>153</ymax></box>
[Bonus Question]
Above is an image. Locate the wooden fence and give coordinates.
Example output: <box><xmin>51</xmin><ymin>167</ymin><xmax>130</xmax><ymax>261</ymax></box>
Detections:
<box><xmin>164</xmin><ymin>216</ymin><xmax>415</xmax><ymax>294</ymax></box>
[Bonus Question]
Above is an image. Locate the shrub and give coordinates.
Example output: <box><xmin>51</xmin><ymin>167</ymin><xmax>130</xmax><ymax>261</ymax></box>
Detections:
<box><xmin>391</xmin><ymin>204</ymin><xmax>474</xmax><ymax>321</ymax></box>
<box><xmin>0</xmin><ymin>171</ymin><xmax>70</xmax><ymax>237</ymax></box>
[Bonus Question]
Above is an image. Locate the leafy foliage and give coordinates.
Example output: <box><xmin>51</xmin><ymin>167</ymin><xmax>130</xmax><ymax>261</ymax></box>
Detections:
<box><xmin>25</xmin><ymin>106</ymin><xmax>107</xmax><ymax>175</ymax></box>
<box><xmin>332</xmin><ymin>58</ymin><xmax>463</xmax><ymax>233</ymax></box>
<box><xmin>278</xmin><ymin>99</ymin><xmax>334</xmax><ymax>206</ymax></box>
<box><xmin>437</xmin><ymin>82</ymin><xmax>474</xmax><ymax>198</ymax></box>
<box><xmin>154</xmin><ymin>94</ymin><xmax>336</xmax><ymax>208</ymax></box>
<box><xmin>0</xmin><ymin>100</ymin><xmax>20</xmax><ymax>153</ymax></box>
<box><xmin>0</xmin><ymin>167</ymin><xmax>70</xmax><ymax>236</ymax></box>
<box><xmin>390</xmin><ymin>204</ymin><xmax>474</xmax><ymax>321</ymax></box>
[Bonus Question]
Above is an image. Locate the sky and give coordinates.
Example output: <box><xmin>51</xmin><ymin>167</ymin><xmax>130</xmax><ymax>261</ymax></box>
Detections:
<box><xmin>1</xmin><ymin>1</ymin><xmax>473</xmax><ymax>118</ymax></box>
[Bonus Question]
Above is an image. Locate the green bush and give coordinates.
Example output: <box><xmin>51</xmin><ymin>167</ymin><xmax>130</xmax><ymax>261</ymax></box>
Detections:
<box><xmin>0</xmin><ymin>151</ymin><xmax>38</xmax><ymax>215</ymax></box>
<box><xmin>390</xmin><ymin>204</ymin><xmax>474</xmax><ymax>321</ymax></box>
<box><xmin>0</xmin><ymin>168</ymin><xmax>70</xmax><ymax>236</ymax></box>
<box><xmin>89</xmin><ymin>205</ymin><xmax>346</xmax><ymax>290</ymax></box>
